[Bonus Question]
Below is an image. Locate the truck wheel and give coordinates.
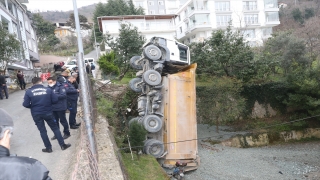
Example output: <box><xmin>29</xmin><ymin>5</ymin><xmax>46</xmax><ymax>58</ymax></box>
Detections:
<box><xmin>144</xmin><ymin>139</ymin><xmax>165</xmax><ymax>158</ymax></box>
<box><xmin>143</xmin><ymin>70</ymin><xmax>162</xmax><ymax>86</ymax></box>
<box><xmin>129</xmin><ymin>78</ymin><xmax>142</xmax><ymax>93</ymax></box>
<box><xmin>128</xmin><ymin>117</ymin><xmax>140</xmax><ymax>127</ymax></box>
<box><xmin>143</xmin><ymin>115</ymin><xmax>162</xmax><ymax>133</ymax></box>
<box><xmin>144</xmin><ymin>45</ymin><xmax>162</xmax><ymax>61</ymax></box>
<box><xmin>130</xmin><ymin>56</ymin><xmax>142</xmax><ymax>70</ymax></box>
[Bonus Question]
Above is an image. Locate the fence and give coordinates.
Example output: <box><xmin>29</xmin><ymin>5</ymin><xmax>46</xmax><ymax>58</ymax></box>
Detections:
<box><xmin>71</xmin><ymin>64</ymin><xmax>100</xmax><ymax>179</ymax></box>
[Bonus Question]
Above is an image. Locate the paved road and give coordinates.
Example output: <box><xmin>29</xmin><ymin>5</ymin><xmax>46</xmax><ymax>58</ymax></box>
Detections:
<box><xmin>0</xmin><ymin>89</ymin><xmax>79</xmax><ymax>180</ymax></box>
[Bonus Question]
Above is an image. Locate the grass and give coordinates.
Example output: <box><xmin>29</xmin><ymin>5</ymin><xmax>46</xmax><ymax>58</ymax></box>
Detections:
<box><xmin>122</xmin><ymin>153</ymin><xmax>169</xmax><ymax>180</ymax></box>
<box><xmin>111</xmin><ymin>77</ymin><xmax>132</xmax><ymax>85</ymax></box>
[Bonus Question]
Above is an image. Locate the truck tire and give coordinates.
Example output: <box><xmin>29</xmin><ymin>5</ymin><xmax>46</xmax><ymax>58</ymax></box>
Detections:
<box><xmin>144</xmin><ymin>139</ymin><xmax>165</xmax><ymax>158</ymax></box>
<box><xmin>128</xmin><ymin>117</ymin><xmax>140</xmax><ymax>127</ymax></box>
<box><xmin>143</xmin><ymin>45</ymin><xmax>162</xmax><ymax>61</ymax></box>
<box><xmin>143</xmin><ymin>70</ymin><xmax>162</xmax><ymax>86</ymax></box>
<box><xmin>143</xmin><ymin>115</ymin><xmax>162</xmax><ymax>133</ymax></box>
<box><xmin>129</xmin><ymin>78</ymin><xmax>142</xmax><ymax>93</ymax></box>
<box><xmin>130</xmin><ymin>56</ymin><xmax>142</xmax><ymax>70</ymax></box>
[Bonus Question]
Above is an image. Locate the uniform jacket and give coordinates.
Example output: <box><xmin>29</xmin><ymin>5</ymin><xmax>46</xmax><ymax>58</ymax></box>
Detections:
<box><xmin>49</xmin><ymin>82</ymin><xmax>67</xmax><ymax>111</ymax></box>
<box><xmin>0</xmin><ymin>145</ymin><xmax>52</xmax><ymax>180</ymax></box>
<box><xmin>22</xmin><ymin>84</ymin><xmax>58</xmax><ymax>115</ymax></box>
<box><xmin>57</xmin><ymin>75</ymin><xmax>67</xmax><ymax>84</ymax></box>
<box><xmin>65</xmin><ymin>81</ymin><xmax>78</xmax><ymax>102</ymax></box>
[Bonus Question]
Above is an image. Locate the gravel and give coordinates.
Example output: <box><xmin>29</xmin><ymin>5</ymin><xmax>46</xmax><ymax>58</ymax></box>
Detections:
<box><xmin>185</xmin><ymin>124</ymin><xmax>320</xmax><ymax>180</ymax></box>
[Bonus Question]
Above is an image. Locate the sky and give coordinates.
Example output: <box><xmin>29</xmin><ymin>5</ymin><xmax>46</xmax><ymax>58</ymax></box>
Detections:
<box><xmin>25</xmin><ymin>0</ymin><xmax>106</xmax><ymax>12</ymax></box>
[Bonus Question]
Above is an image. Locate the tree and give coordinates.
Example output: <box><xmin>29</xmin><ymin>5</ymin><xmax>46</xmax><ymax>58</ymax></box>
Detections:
<box><xmin>292</xmin><ymin>8</ymin><xmax>304</xmax><ymax>24</ymax></box>
<box><xmin>263</xmin><ymin>31</ymin><xmax>309</xmax><ymax>75</ymax></box>
<box><xmin>92</xmin><ymin>0</ymin><xmax>144</xmax><ymax>42</ymax></box>
<box><xmin>128</xmin><ymin>121</ymin><xmax>147</xmax><ymax>150</ymax></box>
<box><xmin>38</xmin><ymin>34</ymin><xmax>60</xmax><ymax>52</ymax></box>
<box><xmin>191</xmin><ymin>26</ymin><xmax>255</xmax><ymax>81</ymax></box>
<box><xmin>98</xmin><ymin>51</ymin><xmax>119</xmax><ymax>76</ymax></box>
<box><xmin>106</xmin><ymin>22</ymin><xmax>145</xmax><ymax>80</ymax></box>
<box><xmin>66</xmin><ymin>13</ymin><xmax>91</xmax><ymax>30</ymax></box>
<box><xmin>0</xmin><ymin>25</ymin><xmax>21</xmax><ymax>72</ymax></box>
<box><xmin>32</xmin><ymin>13</ymin><xmax>56</xmax><ymax>42</ymax></box>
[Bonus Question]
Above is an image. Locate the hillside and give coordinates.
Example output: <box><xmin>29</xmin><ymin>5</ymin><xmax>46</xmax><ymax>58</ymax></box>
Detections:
<box><xmin>37</xmin><ymin>3</ymin><xmax>98</xmax><ymax>23</ymax></box>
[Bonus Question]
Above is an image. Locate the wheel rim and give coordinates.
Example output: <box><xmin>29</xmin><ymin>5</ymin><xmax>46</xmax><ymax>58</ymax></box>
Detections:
<box><xmin>149</xmin><ymin>119</ymin><xmax>157</xmax><ymax>127</ymax></box>
<box><xmin>148</xmin><ymin>74</ymin><xmax>158</xmax><ymax>82</ymax></box>
<box><xmin>150</xmin><ymin>144</ymin><xmax>161</xmax><ymax>154</ymax></box>
<box><xmin>149</xmin><ymin>48</ymin><xmax>158</xmax><ymax>57</ymax></box>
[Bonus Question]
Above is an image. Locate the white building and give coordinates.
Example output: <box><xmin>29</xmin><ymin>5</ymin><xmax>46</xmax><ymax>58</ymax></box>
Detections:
<box><xmin>97</xmin><ymin>14</ymin><xmax>177</xmax><ymax>50</ymax></box>
<box><xmin>99</xmin><ymin>0</ymin><xmax>280</xmax><ymax>47</ymax></box>
<box><xmin>0</xmin><ymin>0</ymin><xmax>39</xmax><ymax>83</ymax></box>
<box><xmin>132</xmin><ymin>0</ymin><xmax>188</xmax><ymax>14</ymax></box>
<box><xmin>175</xmin><ymin>0</ymin><xmax>280</xmax><ymax>45</ymax></box>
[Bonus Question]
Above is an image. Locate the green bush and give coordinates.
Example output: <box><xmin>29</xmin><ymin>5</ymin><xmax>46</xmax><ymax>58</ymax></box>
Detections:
<box><xmin>196</xmin><ymin>76</ymin><xmax>245</xmax><ymax>125</ymax></box>
<box><xmin>128</xmin><ymin>121</ymin><xmax>147</xmax><ymax>150</ymax></box>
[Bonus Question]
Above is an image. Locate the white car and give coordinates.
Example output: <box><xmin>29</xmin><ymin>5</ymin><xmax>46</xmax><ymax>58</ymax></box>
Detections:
<box><xmin>65</xmin><ymin>60</ymin><xmax>77</xmax><ymax>70</ymax></box>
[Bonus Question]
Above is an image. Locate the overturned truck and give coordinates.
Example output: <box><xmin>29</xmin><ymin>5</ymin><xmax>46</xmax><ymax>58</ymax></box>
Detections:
<box><xmin>128</xmin><ymin>37</ymin><xmax>199</xmax><ymax>171</ymax></box>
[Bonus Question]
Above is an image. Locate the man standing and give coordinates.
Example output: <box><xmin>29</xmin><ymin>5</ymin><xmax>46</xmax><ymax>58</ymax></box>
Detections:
<box><xmin>0</xmin><ymin>108</ymin><xmax>52</xmax><ymax>180</ymax></box>
<box><xmin>17</xmin><ymin>71</ymin><xmax>26</xmax><ymax>90</ymax></box>
<box><xmin>57</xmin><ymin>71</ymin><xmax>69</xmax><ymax>84</ymax></box>
<box><xmin>91</xmin><ymin>63</ymin><xmax>96</xmax><ymax>78</ymax></box>
<box><xmin>65</xmin><ymin>75</ymin><xmax>81</xmax><ymax>129</ymax></box>
<box><xmin>0</xmin><ymin>71</ymin><xmax>9</xmax><ymax>99</ymax></box>
<box><xmin>47</xmin><ymin>77</ymin><xmax>71</xmax><ymax>140</ymax></box>
<box><xmin>23</xmin><ymin>77</ymin><xmax>71</xmax><ymax>152</ymax></box>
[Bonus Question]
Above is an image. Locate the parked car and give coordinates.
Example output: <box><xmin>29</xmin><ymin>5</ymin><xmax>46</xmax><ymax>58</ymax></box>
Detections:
<box><xmin>65</xmin><ymin>60</ymin><xmax>77</xmax><ymax>70</ymax></box>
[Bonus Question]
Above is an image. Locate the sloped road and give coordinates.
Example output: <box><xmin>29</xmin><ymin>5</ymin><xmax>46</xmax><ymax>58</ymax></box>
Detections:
<box><xmin>0</xmin><ymin>89</ymin><xmax>79</xmax><ymax>180</ymax></box>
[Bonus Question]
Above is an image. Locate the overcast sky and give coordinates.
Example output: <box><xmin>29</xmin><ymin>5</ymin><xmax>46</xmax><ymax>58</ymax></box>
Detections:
<box><xmin>25</xmin><ymin>0</ymin><xmax>106</xmax><ymax>12</ymax></box>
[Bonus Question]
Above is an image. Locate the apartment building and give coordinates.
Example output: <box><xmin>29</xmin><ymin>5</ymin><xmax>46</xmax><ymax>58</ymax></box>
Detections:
<box><xmin>97</xmin><ymin>14</ymin><xmax>176</xmax><ymax>50</ymax></box>
<box><xmin>132</xmin><ymin>0</ymin><xmax>189</xmax><ymax>14</ymax></box>
<box><xmin>175</xmin><ymin>0</ymin><xmax>280</xmax><ymax>45</ymax></box>
<box><xmin>0</xmin><ymin>0</ymin><xmax>39</xmax><ymax>82</ymax></box>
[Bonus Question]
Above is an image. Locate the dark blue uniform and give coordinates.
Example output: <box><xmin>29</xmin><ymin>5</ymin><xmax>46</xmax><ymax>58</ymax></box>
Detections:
<box><xmin>64</xmin><ymin>81</ymin><xmax>78</xmax><ymax>127</ymax></box>
<box><xmin>23</xmin><ymin>84</ymin><xmax>66</xmax><ymax>149</ymax></box>
<box><xmin>49</xmin><ymin>82</ymin><xmax>70</xmax><ymax>136</ymax></box>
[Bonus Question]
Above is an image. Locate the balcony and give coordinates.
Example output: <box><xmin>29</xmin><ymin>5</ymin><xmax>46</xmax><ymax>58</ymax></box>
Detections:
<box><xmin>187</xmin><ymin>7</ymin><xmax>210</xmax><ymax>17</ymax></box>
<box><xmin>188</xmin><ymin>21</ymin><xmax>211</xmax><ymax>32</ymax></box>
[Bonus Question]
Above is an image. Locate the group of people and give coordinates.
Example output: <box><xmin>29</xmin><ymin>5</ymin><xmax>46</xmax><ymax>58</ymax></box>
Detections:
<box><xmin>0</xmin><ymin>69</ymin><xmax>83</xmax><ymax>179</ymax></box>
<box><xmin>22</xmin><ymin>70</ymin><xmax>81</xmax><ymax>154</ymax></box>
<box><xmin>53</xmin><ymin>61</ymin><xmax>65</xmax><ymax>72</ymax></box>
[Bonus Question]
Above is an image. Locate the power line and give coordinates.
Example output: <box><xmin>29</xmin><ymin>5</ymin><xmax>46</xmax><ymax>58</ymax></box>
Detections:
<box><xmin>119</xmin><ymin>114</ymin><xmax>320</xmax><ymax>150</ymax></box>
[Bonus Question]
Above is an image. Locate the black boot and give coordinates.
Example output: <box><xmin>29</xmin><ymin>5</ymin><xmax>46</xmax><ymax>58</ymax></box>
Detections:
<box><xmin>61</xmin><ymin>143</ymin><xmax>71</xmax><ymax>150</ymax></box>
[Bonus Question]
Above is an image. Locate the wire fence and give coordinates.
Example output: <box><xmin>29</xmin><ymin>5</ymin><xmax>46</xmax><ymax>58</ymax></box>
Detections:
<box><xmin>71</xmin><ymin>73</ymin><xmax>101</xmax><ymax>180</ymax></box>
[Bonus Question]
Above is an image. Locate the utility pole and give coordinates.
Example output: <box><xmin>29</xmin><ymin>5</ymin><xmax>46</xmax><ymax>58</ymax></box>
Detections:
<box><xmin>93</xmin><ymin>23</ymin><xmax>99</xmax><ymax>60</ymax></box>
<box><xmin>72</xmin><ymin>0</ymin><xmax>97</xmax><ymax>158</ymax></box>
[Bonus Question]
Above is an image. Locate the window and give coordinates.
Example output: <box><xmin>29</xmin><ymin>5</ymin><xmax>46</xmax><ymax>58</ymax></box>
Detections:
<box><xmin>0</xmin><ymin>0</ymin><xmax>6</xmax><ymax>8</ymax></box>
<box><xmin>12</xmin><ymin>22</ymin><xmax>18</xmax><ymax>38</ymax></box>
<box><xmin>19</xmin><ymin>21</ymin><xmax>23</xmax><ymax>31</ymax></box>
<box><xmin>148</xmin><ymin>1</ymin><xmax>154</xmax><ymax>6</ymax></box>
<box><xmin>149</xmin><ymin>10</ymin><xmax>155</xmax><ymax>14</ymax></box>
<box><xmin>159</xmin><ymin>9</ymin><xmax>165</xmax><ymax>14</ymax></box>
<box><xmin>216</xmin><ymin>15</ymin><xmax>231</xmax><ymax>26</ymax></box>
<box><xmin>178</xmin><ymin>44</ymin><xmax>188</xmax><ymax>62</ymax></box>
<box><xmin>264</xmin><ymin>0</ymin><xmax>278</xmax><ymax>8</ymax></box>
<box><xmin>244</xmin><ymin>14</ymin><xmax>259</xmax><ymax>24</ymax></box>
<box><xmin>242</xmin><ymin>29</ymin><xmax>255</xmax><ymax>38</ymax></box>
<box><xmin>243</xmin><ymin>1</ymin><xmax>257</xmax><ymax>11</ymax></box>
<box><xmin>179</xmin><ymin>26</ymin><xmax>182</xmax><ymax>33</ymax></box>
<box><xmin>25</xmin><ymin>20</ymin><xmax>29</xmax><ymax>32</ymax></box>
<box><xmin>266</xmin><ymin>12</ymin><xmax>279</xmax><ymax>22</ymax></box>
<box><xmin>215</xmin><ymin>1</ymin><xmax>230</xmax><ymax>11</ymax></box>
<box><xmin>178</xmin><ymin>15</ymin><xmax>181</xmax><ymax>21</ymax></box>
<box><xmin>1</xmin><ymin>17</ymin><xmax>10</xmax><ymax>31</ymax></box>
<box><xmin>28</xmin><ymin>39</ymin><xmax>32</xmax><ymax>51</ymax></box>
<box><xmin>158</xmin><ymin>1</ymin><xmax>164</xmax><ymax>5</ymax></box>
<box><xmin>263</xmin><ymin>27</ymin><xmax>272</xmax><ymax>36</ymax></box>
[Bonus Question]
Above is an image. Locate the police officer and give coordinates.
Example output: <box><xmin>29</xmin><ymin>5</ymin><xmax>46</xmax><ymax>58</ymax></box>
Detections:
<box><xmin>57</xmin><ymin>71</ymin><xmax>68</xmax><ymax>84</ymax></box>
<box><xmin>65</xmin><ymin>75</ymin><xmax>81</xmax><ymax>129</ymax></box>
<box><xmin>47</xmin><ymin>77</ymin><xmax>71</xmax><ymax>140</ymax></box>
<box><xmin>22</xmin><ymin>77</ymin><xmax>71</xmax><ymax>152</ymax></box>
